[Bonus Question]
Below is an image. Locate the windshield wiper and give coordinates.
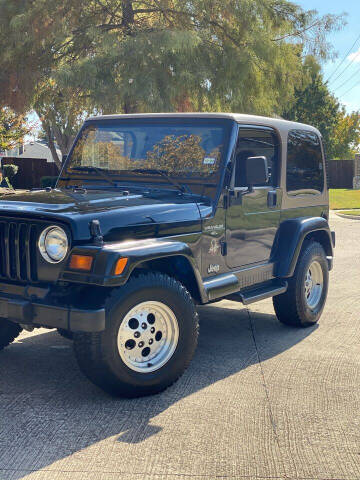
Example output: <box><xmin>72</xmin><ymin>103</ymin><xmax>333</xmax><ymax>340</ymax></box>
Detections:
<box><xmin>70</xmin><ymin>166</ymin><xmax>118</xmax><ymax>187</ymax></box>
<box><xmin>132</xmin><ymin>168</ymin><xmax>188</xmax><ymax>194</ymax></box>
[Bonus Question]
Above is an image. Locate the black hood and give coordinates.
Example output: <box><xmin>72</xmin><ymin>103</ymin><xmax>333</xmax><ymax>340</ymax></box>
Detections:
<box><xmin>0</xmin><ymin>188</ymin><xmax>204</xmax><ymax>242</ymax></box>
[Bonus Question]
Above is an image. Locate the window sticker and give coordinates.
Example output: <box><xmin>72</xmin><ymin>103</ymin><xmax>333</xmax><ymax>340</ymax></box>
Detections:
<box><xmin>203</xmin><ymin>157</ymin><xmax>216</xmax><ymax>165</ymax></box>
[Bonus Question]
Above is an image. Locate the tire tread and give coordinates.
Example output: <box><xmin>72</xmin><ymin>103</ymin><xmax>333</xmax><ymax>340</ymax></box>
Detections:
<box><xmin>74</xmin><ymin>272</ymin><xmax>199</xmax><ymax>397</ymax></box>
<box><xmin>273</xmin><ymin>241</ymin><xmax>328</xmax><ymax>327</ymax></box>
<box><xmin>0</xmin><ymin>320</ymin><xmax>22</xmax><ymax>351</ymax></box>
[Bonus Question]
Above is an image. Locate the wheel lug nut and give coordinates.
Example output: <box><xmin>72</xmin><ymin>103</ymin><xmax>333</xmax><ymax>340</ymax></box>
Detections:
<box><xmin>138</xmin><ymin>341</ymin><xmax>144</xmax><ymax>348</ymax></box>
<box><xmin>141</xmin><ymin>322</ymin><xmax>147</xmax><ymax>329</ymax></box>
<box><xmin>134</xmin><ymin>331</ymin><xmax>140</xmax><ymax>338</ymax></box>
<box><xmin>149</xmin><ymin>339</ymin><xmax>153</xmax><ymax>345</ymax></box>
<box><xmin>150</xmin><ymin>327</ymin><xmax>155</xmax><ymax>333</ymax></box>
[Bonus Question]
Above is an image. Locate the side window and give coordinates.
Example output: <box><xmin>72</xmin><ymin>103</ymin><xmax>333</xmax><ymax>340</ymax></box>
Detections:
<box><xmin>234</xmin><ymin>128</ymin><xmax>278</xmax><ymax>187</ymax></box>
<box><xmin>287</xmin><ymin>130</ymin><xmax>324</xmax><ymax>194</ymax></box>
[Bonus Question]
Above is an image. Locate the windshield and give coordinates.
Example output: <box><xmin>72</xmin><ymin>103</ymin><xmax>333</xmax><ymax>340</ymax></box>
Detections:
<box><xmin>60</xmin><ymin>120</ymin><xmax>230</xmax><ymax>197</ymax></box>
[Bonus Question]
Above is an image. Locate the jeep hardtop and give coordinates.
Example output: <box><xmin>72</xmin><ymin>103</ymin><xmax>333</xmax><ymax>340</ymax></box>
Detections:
<box><xmin>0</xmin><ymin>113</ymin><xmax>334</xmax><ymax>397</ymax></box>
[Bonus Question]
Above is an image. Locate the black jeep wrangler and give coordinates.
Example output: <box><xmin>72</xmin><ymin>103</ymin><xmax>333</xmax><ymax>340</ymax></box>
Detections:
<box><xmin>0</xmin><ymin>113</ymin><xmax>334</xmax><ymax>397</ymax></box>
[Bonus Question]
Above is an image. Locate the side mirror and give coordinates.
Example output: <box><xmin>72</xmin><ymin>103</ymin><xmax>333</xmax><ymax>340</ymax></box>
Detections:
<box><xmin>245</xmin><ymin>156</ymin><xmax>269</xmax><ymax>188</ymax></box>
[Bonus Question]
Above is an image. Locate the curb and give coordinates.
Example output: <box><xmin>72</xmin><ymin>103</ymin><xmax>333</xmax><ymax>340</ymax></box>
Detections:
<box><xmin>335</xmin><ymin>212</ymin><xmax>360</xmax><ymax>220</ymax></box>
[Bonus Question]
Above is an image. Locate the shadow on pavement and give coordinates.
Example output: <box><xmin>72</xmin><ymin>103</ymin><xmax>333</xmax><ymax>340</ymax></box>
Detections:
<box><xmin>0</xmin><ymin>302</ymin><xmax>317</xmax><ymax>478</ymax></box>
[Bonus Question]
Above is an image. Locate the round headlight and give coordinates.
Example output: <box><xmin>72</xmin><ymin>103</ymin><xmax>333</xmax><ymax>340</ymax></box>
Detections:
<box><xmin>38</xmin><ymin>226</ymin><xmax>68</xmax><ymax>263</ymax></box>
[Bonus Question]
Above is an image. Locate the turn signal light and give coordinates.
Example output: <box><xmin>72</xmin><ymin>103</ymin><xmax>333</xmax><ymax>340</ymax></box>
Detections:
<box><xmin>69</xmin><ymin>254</ymin><xmax>93</xmax><ymax>271</ymax></box>
<box><xmin>114</xmin><ymin>257</ymin><xmax>128</xmax><ymax>275</ymax></box>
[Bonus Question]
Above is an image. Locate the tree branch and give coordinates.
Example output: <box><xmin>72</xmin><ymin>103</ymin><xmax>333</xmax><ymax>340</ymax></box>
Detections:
<box><xmin>272</xmin><ymin>20</ymin><xmax>322</xmax><ymax>41</ymax></box>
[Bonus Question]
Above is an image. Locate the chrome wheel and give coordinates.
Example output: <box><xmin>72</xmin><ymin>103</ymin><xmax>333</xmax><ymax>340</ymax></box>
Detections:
<box><xmin>117</xmin><ymin>301</ymin><xmax>179</xmax><ymax>373</ymax></box>
<box><xmin>304</xmin><ymin>260</ymin><xmax>323</xmax><ymax>310</ymax></box>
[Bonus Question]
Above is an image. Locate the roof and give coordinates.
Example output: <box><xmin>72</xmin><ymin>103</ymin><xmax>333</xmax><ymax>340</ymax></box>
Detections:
<box><xmin>85</xmin><ymin>112</ymin><xmax>320</xmax><ymax>135</ymax></box>
<box><xmin>4</xmin><ymin>142</ymin><xmax>61</xmax><ymax>163</ymax></box>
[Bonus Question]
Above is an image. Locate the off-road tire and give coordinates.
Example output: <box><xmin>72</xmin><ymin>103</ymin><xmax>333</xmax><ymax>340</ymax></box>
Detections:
<box><xmin>74</xmin><ymin>272</ymin><xmax>199</xmax><ymax>397</ymax></box>
<box><xmin>273</xmin><ymin>241</ymin><xmax>329</xmax><ymax>327</ymax></box>
<box><xmin>57</xmin><ymin>328</ymin><xmax>74</xmax><ymax>340</ymax></box>
<box><xmin>0</xmin><ymin>319</ymin><xmax>22</xmax><ymax>351</ymax></box>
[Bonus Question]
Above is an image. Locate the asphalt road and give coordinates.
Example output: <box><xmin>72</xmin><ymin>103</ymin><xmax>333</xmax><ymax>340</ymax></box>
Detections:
<box><xmin>0</xmin><ymin>212</ymin><xmax>359</xmax><ymax>480</ymax></box>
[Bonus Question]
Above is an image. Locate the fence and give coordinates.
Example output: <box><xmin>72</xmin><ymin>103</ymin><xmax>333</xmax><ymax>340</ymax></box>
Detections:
<box><xmin>1</xmin><ymin>157</ymin><xmax>59</xmax><ymax>189</ymax></box>
<box><xmin>327</xmin><ymin>159</ymin><xmax>354</xmax><ymax>189</ymax></box>
<box><xmin>0</xmin><ymin>156</ymin><xmax>356</xmax><ymax>190</ymax></box>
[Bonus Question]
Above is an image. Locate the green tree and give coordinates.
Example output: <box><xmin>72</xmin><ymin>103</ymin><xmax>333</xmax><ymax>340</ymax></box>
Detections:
<box><xmin>0</xmin><ymin>0</ymin><xmax>344</xmax><ymax>163</ymax></box>
<box><xmin>284</xmin><ymin>58</ymin><xmax>360</xmax><ymax>158</ymax></box>
<box><xmin>2</xmin><ymin>164</ymin><xmax>19</xmax><ymax>188</ymax></box>
<box><xmin>283</xmin><ymin>59</ymin><xmax>339</xmax><ymax>147</ymax></box>
<box><xmin>330</xmin><ymin>110</ymin><xmax>360</xmax><ymax>159</ymax></box>
<box><xmin>0</xmin><ymin>108</ymin><xmax>30</xmax><ymax>151</ymax></box>
<box><xmin>52</xmin><ymin>0</ymin><xmax>343</xmax><ymax>115</ymax></box>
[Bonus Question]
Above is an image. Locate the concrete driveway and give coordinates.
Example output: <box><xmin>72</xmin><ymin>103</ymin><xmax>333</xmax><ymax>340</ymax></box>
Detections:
<box><xmin>0</xmin><ymin>212</ymin><xmax>359</xmax><ymax>480</ymax></box>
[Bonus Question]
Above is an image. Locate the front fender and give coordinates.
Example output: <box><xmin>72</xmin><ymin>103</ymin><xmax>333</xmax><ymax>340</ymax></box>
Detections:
<box><xmin>273</xmin><ymin>217</ymin><xmax>334</xmax><ymax>278</ymax></box>
<box><xmin>59</xmin><ymin>236</ymin><xmax>205</xmax><ymax>295</ymax></box>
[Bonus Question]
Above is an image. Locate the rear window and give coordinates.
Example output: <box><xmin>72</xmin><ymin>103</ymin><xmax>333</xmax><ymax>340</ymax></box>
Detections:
<box><xmin>286</xmin><ymin>130</ymin><xmax>324</xmax><ymax>194</ymax></box>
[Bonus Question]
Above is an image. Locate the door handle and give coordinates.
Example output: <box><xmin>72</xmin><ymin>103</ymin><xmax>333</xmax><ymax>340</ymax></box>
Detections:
<box><xmin>267</xmin><ymin>190</ymin><xmax>277</xmax><ymax>208</ymax></box>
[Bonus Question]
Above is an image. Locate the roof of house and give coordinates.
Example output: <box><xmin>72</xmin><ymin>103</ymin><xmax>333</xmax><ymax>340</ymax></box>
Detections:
<box><xmin>20</xmin><ymin>142</ymin><xmax>61</xmax><ymax>162</ymax></box>
<box><xmin>3</xmin><ymin>142</ymin><xmax>61</xmax><ymax>162</ymax></box>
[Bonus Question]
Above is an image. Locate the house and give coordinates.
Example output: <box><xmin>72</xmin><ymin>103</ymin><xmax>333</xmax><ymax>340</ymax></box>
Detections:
<box><xmin>1</xmin><ymin>141</ymin><xmax>61</xmax><ymax>163</ymax></box>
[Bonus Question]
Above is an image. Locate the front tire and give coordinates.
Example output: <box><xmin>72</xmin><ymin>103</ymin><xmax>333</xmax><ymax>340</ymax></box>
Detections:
<box><xmin>0</xmin><ymin>319</ymin><xmax>22</xmax><ymax>351</ymax></box>
<box><xmin>57</xmin><ymin>328</ymin><xmax>74</xmax><ymax>340</ymax></box>
<box><xmin>273</xmin><ymin>241</ymin><xmax>329</xmax><ymax>327</ymax></box>
<box><xmin>74</xmin><ymin>273</ymin><xmax>199</xmax><ymax>397</ymax></box>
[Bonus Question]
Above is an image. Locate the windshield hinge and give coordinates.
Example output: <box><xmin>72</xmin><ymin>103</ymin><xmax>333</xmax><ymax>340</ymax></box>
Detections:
<box><xmin>223</xmin><ymin>193</ymin><xmax>228</xmax><ymax>209</ymax></box>
<box><xmin>90</xmin><ymin>219</ymin><xmax>104</xmax><ymax>246</ymax></box>
<box><xmin>220</xmin><ymin>241</ymin><xmax>227</xmax><ymax>256</ymax></box>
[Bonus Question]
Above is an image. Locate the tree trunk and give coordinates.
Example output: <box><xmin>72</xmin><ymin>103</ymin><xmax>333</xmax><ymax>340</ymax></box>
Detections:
<box><xmin>43</xmin><ymin>123</ymin><xmax>62</xmax><ymax>170</ymax></box>
<box><xmin>175</xmin><ymin>93</ymin><xmax>193</xmax><ymax>112</ymax></box>
<box><xmin>122</xmin><ymin>0</ymin><xmax>135</xmax><ymax>29</ymax></box>
<box><xmin>123</xmin><ymin>100</ymin><xmax>138</xmax><ymax>113</ymax></box>
<box><xmin>39</xmin><ymin>111</ymin><xmax>75</xmax><ymax>170</ymax></box>
<box><xmin>52</xmin><ymin>123</ymin><xmax>74</xmax><ymax>156</ymax></box>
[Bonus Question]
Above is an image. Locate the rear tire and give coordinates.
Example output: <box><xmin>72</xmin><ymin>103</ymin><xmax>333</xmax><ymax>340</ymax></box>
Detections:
<box><xmin>273</xmin><ymin>241</ymin><xmax>328</xmax><ymax>327</ymax></box>
<box><xmin>74</xmin><ymin>272</ymin><xmax>199</xmax><ymax>397</ymax></box>
<box><xmin>0</xmin><ymin>319</ymin><xmax>22</xmax><ymax>351</ymax></box>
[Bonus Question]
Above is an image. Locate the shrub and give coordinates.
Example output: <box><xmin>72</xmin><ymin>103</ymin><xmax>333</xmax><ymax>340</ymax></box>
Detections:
<box><xmin>2</xmin><ymin>164</ymin><xmax>18</xmax><ymax>178</ymax></box>
<box><xmin>1</xmin><ymin>164</ymin><xmax>18</xmax><ymax>188</ymax></box>
<box><xmin>0</xmin><ymin>177</ymin><xmax>11</xmax><ymax>188</ymax></box>
<box><xmin>40</xmin><ymin>176</ymin><xmax>58</xmax><ymax>188</ymax></box>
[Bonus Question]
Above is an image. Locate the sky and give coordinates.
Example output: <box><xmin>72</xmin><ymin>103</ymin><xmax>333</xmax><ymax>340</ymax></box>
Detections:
<box><xmin>297</xmin><ymin>0</ymin><xmax>360</xmax><ymax>112</ymax></box>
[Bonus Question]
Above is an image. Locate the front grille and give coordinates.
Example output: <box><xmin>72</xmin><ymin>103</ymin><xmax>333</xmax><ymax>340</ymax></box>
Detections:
<box><xmin>0</xmin><ymin>220</ymin><xmax>38</xmax><ymax>282</ymax></box>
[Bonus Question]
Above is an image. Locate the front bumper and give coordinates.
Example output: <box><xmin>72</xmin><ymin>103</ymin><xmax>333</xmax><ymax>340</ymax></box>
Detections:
<box><xmin>0</xmin><ymin>293</ymin><xmax>105</xmax><ymax>333</ymax></box>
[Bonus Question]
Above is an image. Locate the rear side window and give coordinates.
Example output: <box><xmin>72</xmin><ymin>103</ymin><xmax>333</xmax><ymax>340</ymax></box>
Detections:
<box><xmin>286</xmin><ymin>130</ymin><xmax>324</xmax><ymax>194</ymax></box>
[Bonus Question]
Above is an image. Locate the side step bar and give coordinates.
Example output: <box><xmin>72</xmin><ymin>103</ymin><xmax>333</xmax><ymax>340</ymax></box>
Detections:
<box><xmin>226</xmin><ymin>280</ymin><xmax>288</xmax><ymax>305</ymax></box>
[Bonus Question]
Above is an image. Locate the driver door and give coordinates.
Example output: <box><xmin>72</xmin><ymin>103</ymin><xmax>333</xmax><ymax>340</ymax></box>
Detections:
<box><xmin>225</xmin><ymin>126</ymin><xmax>282</xmax><ymax>269</ymax></box>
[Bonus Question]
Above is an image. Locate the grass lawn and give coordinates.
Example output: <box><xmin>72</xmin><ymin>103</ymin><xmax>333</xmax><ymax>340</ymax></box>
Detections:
<box><xmin>329</xmin><ymin>189</ymin><xmax>360</xmax><ymax>210</ymax></box>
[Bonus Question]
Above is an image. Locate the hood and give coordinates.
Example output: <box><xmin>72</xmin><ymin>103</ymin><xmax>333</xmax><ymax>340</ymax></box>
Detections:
<box><xmin>0</xmin><ymin>188</ymin><xmax>203</xmax><ymax>242</ymax></box>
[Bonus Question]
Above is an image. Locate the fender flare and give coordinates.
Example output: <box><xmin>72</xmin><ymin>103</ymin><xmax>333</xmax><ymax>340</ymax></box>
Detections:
<box><xmin>273</xmin><ymin>217</ymin><xmax>334</xmax><ymax>278</ymax></box>
<box><xmin>60</xmin><ymin>237</ymin><xmax>207</xmax><ymax>302</ymax></box>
